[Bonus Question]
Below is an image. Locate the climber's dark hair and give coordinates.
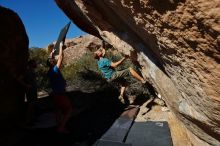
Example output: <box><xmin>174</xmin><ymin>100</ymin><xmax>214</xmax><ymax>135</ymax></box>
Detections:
<box><xmin>93</xmin><ymin>52</ymin><xmax>99</xmax><ymax>60</ymax></box>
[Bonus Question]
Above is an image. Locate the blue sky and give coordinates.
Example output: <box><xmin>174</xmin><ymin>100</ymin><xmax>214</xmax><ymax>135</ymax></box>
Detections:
<box><xmin>0</xmin><ymin>0</ymin><xmax>86</xmax><ymax>48</ymax></box>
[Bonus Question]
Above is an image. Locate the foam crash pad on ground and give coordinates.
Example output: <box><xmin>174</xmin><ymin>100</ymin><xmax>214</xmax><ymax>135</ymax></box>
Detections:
<box><xmin>94</xmin><ymin>106</ymin><xmax>139</xmax><ymax>145</ymax></box>
<box><xmin>100</xmin><ymin>106</ymin><xmax>139</xmax><ymax>142</ymax></box>
<box><xmin>125</xmin><ymin>121</ymin><xmax>173</xmax><ymax>146</ymax></box>
<box><xmin>100</xmin><ymin>117</ymin><xmax>133</xmax><ymax>142</ymax></box>
<box><xmin>94</xmin><ymin>140</ymin><xmax>132</xmax><ymax>146</ymax></box>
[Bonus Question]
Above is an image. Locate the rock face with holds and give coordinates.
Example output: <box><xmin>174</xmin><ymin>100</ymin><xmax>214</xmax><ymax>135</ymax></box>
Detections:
<box><xmin>0</xmin><ymin>6</ymin><xmax>29</xmax><ymax>128</ymax></box>
<box><xmin>55</xmin><ymin>0</ymin><xmax>220</xmax><ymax>145</ymax></box>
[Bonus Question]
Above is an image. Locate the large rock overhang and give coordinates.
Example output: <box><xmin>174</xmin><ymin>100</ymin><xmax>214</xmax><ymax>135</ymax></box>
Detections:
<box><xmin>55</xmin><ymin>0</ymin><xmax>220</xmax><ymax>145</ymax></box>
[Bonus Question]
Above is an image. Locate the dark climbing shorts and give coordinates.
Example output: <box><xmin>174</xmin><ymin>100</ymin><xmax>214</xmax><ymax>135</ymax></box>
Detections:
<box><xmin>108</xmin><ymin>68</ymin><xmax>130</xmax><ymax>82</ymax></box>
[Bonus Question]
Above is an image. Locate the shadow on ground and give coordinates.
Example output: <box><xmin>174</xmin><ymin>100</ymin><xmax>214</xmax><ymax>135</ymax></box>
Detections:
<box><xmin>3</xmin><ymin>69</ymin><xmax>154</xmax><ymax>146</ymax></box>
<box><xmin>14</xmin><ymin>85</ymin><xmax>129</xmax><ymax>146</ymax></box>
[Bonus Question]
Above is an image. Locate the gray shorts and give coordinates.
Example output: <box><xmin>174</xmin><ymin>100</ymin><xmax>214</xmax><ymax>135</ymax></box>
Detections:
<box><xmin>108</xmin><ymin>68</ymin><xmax>130</xmax><ymax>82</ymax></box>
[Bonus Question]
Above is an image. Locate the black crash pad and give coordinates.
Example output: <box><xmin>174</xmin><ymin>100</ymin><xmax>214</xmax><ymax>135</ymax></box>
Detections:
<box><xmin>99</xmin><ymin>106</ymin><xmax>139</xmax><ymax>142</ymax></box>
<box><xmin>125</xmin><ymin>121</ymin><xmax>173</xmax><ymax>146</ymax></box>
<box><xmin>94</xmin><ymin>139</ymin><xmax>132</xmax><ymax>146</ymax></box>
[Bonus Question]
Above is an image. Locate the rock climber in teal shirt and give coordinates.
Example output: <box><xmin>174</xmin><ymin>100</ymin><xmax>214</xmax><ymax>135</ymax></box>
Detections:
<box><xmin>94</xmin><ymin>47</ymin><xmax>147</xmax><ymax>104</ymax></box>
<box><xmin>97</xmin><ymin>57</ymin><xmax>114</xmax><ymax>80</ymax></box>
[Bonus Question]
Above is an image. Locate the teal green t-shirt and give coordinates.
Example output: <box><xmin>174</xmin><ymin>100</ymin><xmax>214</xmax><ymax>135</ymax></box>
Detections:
<box><xmin>97</xmin><ymin>58</ymin><xmax>114</xmax><ymax>79</ymax></box>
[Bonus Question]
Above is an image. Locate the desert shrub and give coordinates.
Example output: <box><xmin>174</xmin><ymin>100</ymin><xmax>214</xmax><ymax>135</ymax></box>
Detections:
<box><xmin>62</xmin><ymin>52</ymin><xmax>101</xmax><ymax>85</ymax></box>
<box><xmin>29</xmin><ymin>48</ymin><xmax>50</xmax><ymax>91</ymax></box>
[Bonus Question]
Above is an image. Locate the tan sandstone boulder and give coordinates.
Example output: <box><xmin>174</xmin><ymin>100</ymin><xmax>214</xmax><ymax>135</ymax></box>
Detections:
<box><xmin>55</xmin><ymin>0</ymin><xmax>220</xmax><ymax>145</ymax></box>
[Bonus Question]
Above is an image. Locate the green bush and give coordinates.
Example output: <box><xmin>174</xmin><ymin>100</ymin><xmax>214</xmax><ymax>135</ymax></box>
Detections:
<box><xmin>62</xmin><ymin>52</ymin><xmax>100</xmax><ymax>85</ymax></box>
<box><xmin>29</xmin><ymin>48</ymin><xmax>50</xmax><ymax>91</ymax></box>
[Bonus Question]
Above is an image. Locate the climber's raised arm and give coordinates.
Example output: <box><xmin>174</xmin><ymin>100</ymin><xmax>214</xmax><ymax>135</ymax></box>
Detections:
<box><xmin>56</xmin><ymin>42</ymin><xmax>65</xmax><ymax>69</ymax></box>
